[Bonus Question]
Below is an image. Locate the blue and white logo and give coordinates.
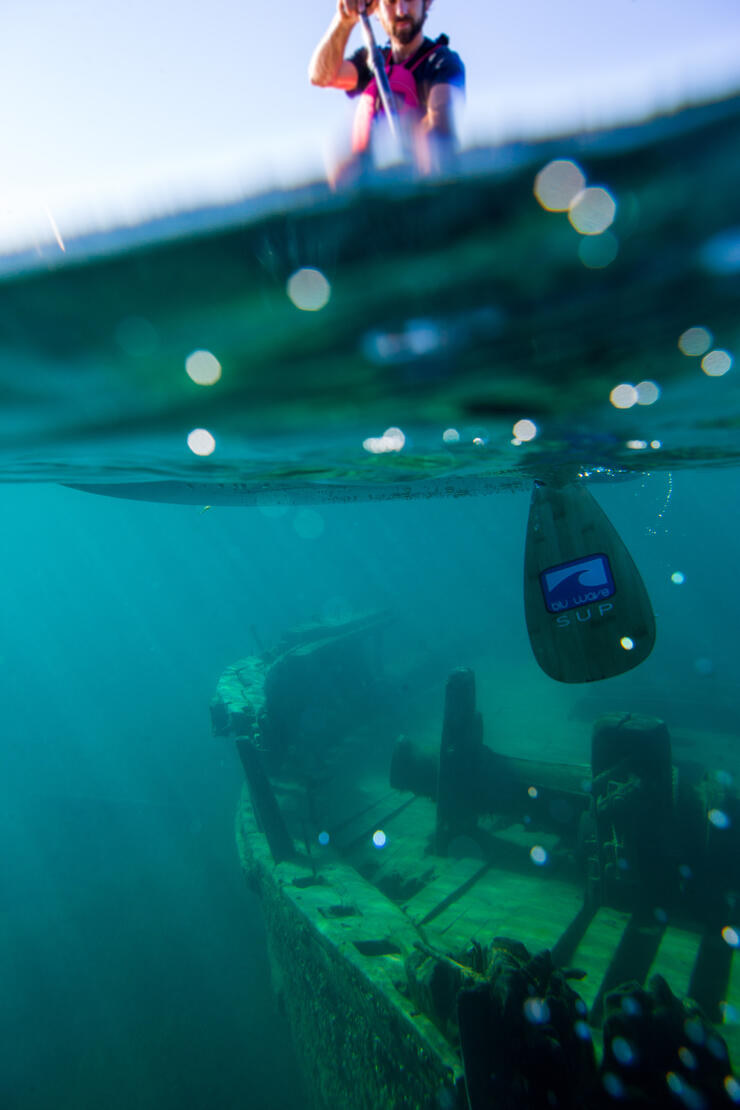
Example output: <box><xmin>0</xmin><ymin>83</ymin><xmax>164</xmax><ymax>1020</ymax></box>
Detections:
<box><xmin>541</xmin><ymin>553</ymin><xmax>615</xmax><ymax>613</ymax></box>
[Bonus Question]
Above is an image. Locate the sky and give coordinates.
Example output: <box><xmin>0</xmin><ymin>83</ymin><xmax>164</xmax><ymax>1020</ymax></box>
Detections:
<box><xmin>1</xmin><ymin>0</ymin><xmax>738</xmax><ymax>250</ymax></box>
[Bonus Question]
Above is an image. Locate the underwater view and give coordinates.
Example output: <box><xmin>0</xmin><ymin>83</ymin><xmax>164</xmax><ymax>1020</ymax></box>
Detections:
<box><xmin>2</xmin><ymin>1</ymin><xmax>740</xmax><ymax>1107</ymax></box>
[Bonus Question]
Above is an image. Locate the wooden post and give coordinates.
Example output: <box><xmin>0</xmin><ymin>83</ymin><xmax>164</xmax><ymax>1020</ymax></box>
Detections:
<box><xmin>590</xmin><ymin>714</ymin><xmax>673</xmax><ymax>910</ymax></box>
<box><xmin>436</xmin><ymin>669</ymin><xmax>483</xmax><ymax>854</ymax></box>
<box><xmin>236</xmin><ymin>737</ymin><xmax>294</xmax><ymax>864</ymax></box>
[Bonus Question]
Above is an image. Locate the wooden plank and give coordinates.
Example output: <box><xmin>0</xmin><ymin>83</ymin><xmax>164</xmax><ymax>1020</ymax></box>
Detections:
<box><xmin>485</xmin><ymin>825</ymin><xmax>563</xmax><ymax>871</ymax></box>
<box><xmin>349</xmin><ymin>798</ymin><xmax>438</xmax><ymax>900</ymax></box>
<box><xmin>402</xmin><ymin>858</ymin><xmax>489</xmax><ymax>926</ymax></box>
<box><xmin>380</xmin><ymin>796</ymin><xmax>437</xmax><ymax>841</ymax></box>
<box><xmin>365</xmin><ymin>799</ymin><xmax>436</xmax><ymax>875</ymax></box>
<box><xmin>648</xmin><ymin>925</ymin><xmax>702</xmax><ymax>998</ymax></box>
<box><xmin>332</xmin><ymin>791</ymin><xmax>416</xmax><ymax>854</ymax></box>
<box><xmin>326</xmin><ymin>777</ymin><xmax>399</xmax><ymax>833</ymax></box>
<box><xmin>428</xmin><ymin>871</ymin><xmax>582</xmax><ymax>956</ymax></box>
<box><xmin>569</xmin><ymin>907</ymin><xmax>631</xmax><ymax>1013</ymax></box>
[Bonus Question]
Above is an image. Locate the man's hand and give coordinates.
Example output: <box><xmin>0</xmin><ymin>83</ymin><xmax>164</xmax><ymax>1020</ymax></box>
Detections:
<box><xmin>337</xmin><ymin>0</ymin><xmax>379</xmax><ymax>25</ymax></box>
<box><xmin>311</xmin><ymin>2</ymin><xmax>375</xmax><ymax>87</ymax></box>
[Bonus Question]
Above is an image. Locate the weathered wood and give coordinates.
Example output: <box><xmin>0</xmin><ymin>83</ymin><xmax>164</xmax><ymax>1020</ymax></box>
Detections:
<box><xmin>217</xmin><ymin>608</ymin><xmax>739</xmax><ymax>1104</ymax></box>
<box><xmin>236</xmin><ymin>737</ymin><xmax>294</xmax><ymax>863</ymax></box>
<box><xmin>430</xmin><ymin>870</ymin><xmax>583</xmax><ymax>957</ymax></box>
<box><xmin>402</xmin><ymin>858</ymin><xmax>489</xmax><ymax>926</ymax></box>
<box><xmin>569</xmin><ymin>906</ymin><xmax>632</xmax><ymax>1016</ymax></box>
<box><xmin>392</xmin><ymin>733</ymin><xmax>591</xmax><ymax>823</ymax></box>
<box><xmin>649</xmin><ymin>924</ymin><xmax>703</xmax><ymax>998</ymax></box>
<box><xmin>590</xmin><ymin>714</ymin><xmax>675</xmax><ymax>911</ymax></box>
<box><xmin>436</xmin><ymin>669</ymin><xmax>483</xmax><ymax>854</ymax></box>
<box><xmin>235</xmin><ymin>788</ymin><xmax>464</xmax><ymax>1110</ymax></box>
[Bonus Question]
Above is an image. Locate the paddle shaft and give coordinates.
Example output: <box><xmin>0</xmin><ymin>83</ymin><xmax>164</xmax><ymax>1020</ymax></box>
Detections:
<box><xmin>359</xmin><ymin>12</ymin><xmax>400</xmax><ymax>141</ymax></box>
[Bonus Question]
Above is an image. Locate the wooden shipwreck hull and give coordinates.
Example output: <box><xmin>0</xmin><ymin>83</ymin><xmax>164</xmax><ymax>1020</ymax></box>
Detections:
<box><xmin>212</xmin><ymin>614</ymin><xmax>740</xmax><ymax>1109</ymax></box>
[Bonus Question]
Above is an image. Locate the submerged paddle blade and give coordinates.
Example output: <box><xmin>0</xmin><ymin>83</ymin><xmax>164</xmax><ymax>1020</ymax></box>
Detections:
<box><xmin>524</xmin><ymin>482</ymin><xmax>655</xmax><ymax>683</ymax></box>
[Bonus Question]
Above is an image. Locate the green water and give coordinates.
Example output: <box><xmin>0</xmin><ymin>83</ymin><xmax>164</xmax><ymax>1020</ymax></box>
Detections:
<box><xmin>1</xmin><ymin>95</ymin><xmax>738</xmax><ymax>496</ymax></box>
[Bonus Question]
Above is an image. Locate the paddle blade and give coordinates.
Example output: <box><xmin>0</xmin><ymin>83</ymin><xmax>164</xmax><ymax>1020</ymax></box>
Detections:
<box><xmin>524</xmin><ymin>482</ymin><xmax>656</xmax><ymax>683</ymax></box>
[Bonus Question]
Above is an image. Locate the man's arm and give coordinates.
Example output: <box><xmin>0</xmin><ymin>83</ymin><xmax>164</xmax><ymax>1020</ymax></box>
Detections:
<box><xmin>421</xmin><ymin>83</ymin><xmax>462</xmax><ymax>140</ymax></box>
<box><xmin>417</xmin><ymin>82</ymin><xmax>464</xmax><ymax>174</ymax></box>
<box><xmin>415</xmin><ymin>44</ymin><xmax>465</xmax><ymax>172</ymax></box>
<box><xmin>309</xmin><ymin>0</ymin><xmax>377</xmax><ymax>89</ymax></box>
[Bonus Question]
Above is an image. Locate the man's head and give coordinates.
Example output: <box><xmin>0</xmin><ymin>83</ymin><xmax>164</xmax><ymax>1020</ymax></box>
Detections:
<box><xmin>376</xmin><ymin>0</ymin><xmax>431</xmax><ymax>47</ymax></box>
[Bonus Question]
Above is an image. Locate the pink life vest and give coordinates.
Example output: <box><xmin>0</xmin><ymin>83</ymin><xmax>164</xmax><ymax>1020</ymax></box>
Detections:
<box><xmin>351</xmin><ymin>39</ymin><xmax>442</xmax><ymax>154</ymax></box>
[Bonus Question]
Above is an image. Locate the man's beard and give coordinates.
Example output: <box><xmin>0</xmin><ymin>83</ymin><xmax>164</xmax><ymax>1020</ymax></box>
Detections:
<box><xmin>392</xmin><ymin>13</ymin><xmax>425</xmax><ymax>44</ymax></box>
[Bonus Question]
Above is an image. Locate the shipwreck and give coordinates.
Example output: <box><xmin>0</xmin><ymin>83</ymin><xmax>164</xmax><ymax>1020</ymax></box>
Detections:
<box><xmin>211</xmin><ymin>611</ymin><xmax>740</xmax><ymax>1109</ymax></box>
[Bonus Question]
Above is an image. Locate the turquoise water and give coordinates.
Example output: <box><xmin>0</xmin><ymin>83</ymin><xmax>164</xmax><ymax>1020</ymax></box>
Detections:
<box><xmin>2</xmin><ymin>473</ymin><xmax>739</xmax><ymax>1108</ymax></box>
<box><xmin>1</xmin><ymin>94</ymin><xmax>739</xmax><ymax>1108</ymax></box>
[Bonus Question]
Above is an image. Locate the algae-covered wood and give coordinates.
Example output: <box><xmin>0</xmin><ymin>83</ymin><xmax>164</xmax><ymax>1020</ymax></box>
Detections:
<box><xmin>216</xmin><ymin>614</ymin><xmax>739</xmax><ymax>1108</ymax></box>
<box><xmin>236</xmin><ymin>788</ymin><xmax>464</xmax><ymax>1110</ymax></box>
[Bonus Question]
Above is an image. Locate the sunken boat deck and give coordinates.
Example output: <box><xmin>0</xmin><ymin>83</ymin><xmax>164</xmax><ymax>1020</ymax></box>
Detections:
<box><xmin>214</xmin><ymin>616</ymin><xmax>740</xmax><ymax>1109</ymax></box>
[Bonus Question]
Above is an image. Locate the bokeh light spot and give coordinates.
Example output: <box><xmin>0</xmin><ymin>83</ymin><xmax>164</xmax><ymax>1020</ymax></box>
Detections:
<box><xmin>530</xmin><ymin>845</ymin><xmax>548</xmax><ymax>866</ymax></box>
<box><xmin>701</xmin><ymin>349</ymin><xmax>733</xmax><ymax>377</ymax></box>
<box><xmin>666</xmin><ymin>1072</ymin><xmax>684</xmax><ymax>1096</ymax></box>
<box><xmin>709</xmin><ymin>808</ymin><xmax>731</xmax><ymax>830</ymax></box>
<box><xmin>612</xmin><ymin>1037</ymin><xmax>637</xmax><ymax>1067</ymax></box>
<box><xmin>373</xmin><ymin>829</ymin><xmax>387</xmax><ymax>848</ymax></box>
<box><xmin>684</xmin><ymin>1019</ymin><xmax>705</xmax><ymax>1045</ymax></box>
<box><xmin>671</xmin><ymin>572</ymin><xmax>685</xmax><ymax>585</ymax></box>
<box><xmin>257</xmin><ymin>500</ymin><xmax>289</xmax><ymax>519</ymax></box>
<box><xmin>610</xmin><ymin>383</ymin><xmax>638</xmax><ymax>409</ymax></box>
<box><xmin>513</xmin><ymin>419</ymin><xmax>537</xmax><ymax>441</ymax></box>
<box><xmin>534</xmin><ymin>159</ymin><xmax>586</xmax><ymax>211</ymax></box>
<box><xmin>579</xmin><ymin>231</ymin><xmax>619</xmax><ymax>268</ymax></box>
<box><xmin>568</xmin><ymin>187</ymin><xmax>617</xmax><ymax>235</ymax></box>
<box><xmin>636</xmin><ymin>380</ymin><xmax>660</xmax><ymax>405</ymax></box>
<box><xmin>708</xmin><ymin>1034</ymin><xmax>728</xmax><ymax>1062</ymax></box>
<box><xmin>187</xmin><ymin>428</ymin><xmax>216</xmax><ymax>456</ymax></box>
<box><xmin>620</xmin><ymin>637</ymin><xmax>634</xmax><ymax>651</ymax></box>
<box><xmin>286</xmin><ymin>267</ymin><xmax>331</xmax><ymax>311</ymax></box>
<box><xmin>293</xmin><ymin>509</ymin><xmax>325</xmax><ymax>540</ymax></box>
<box><xmin>318</xmin><ymin>831</ymin><xmax>330</xmax><ymax>846</ymax></box>
<box><xmin>443</xmin><ymin>428</ymin><xmax>460</xmax><ymax>443</ymax></box>
<box><xmin>678</xmin><ymin>327</ymin><xmax>712</xmax><ymax>356</ymax></box>
<box><xmin>626</xmin><ymin>440</ymin><xmax>648</xmax><ymax>450</ymax></box>
<box><xmin>523</xmin><ymin>998</ymin><xmax>550</xmax><ymax>1024</ymax></box>
<box><xmin>678</xmin><ymin>1047</ymin><xmax>697</xmax><ymax>1072</ymax></box>
<box><xmin>363</xmin><ymin>426</ymin><xmax>406</xmax><ymax>454</ymax></box>
<box><xmin>701</xmin><ymin>228</ymin><xmax>740</xmax><ymax>275</ymax></box>
<box><xmin>602</xmin><ymin>1073</ymin><xmax>624</xmax><ymax>1099</ymax></box>
<box><xmin>528</xmin><ymin>786</ymin><xmax>538</xmax><ymax>799</ymax></box>
<box><xmin>722</xmin><ymin>927</ymin><xmax>739</xmax><ymax>948</ymax></box>
<box><xmin>725</xmin><ymin>1075</ymin><xmax>740</xmax><ymax>1103</ymax></box>
<box><xmin>186</xmin><ymin>349</ymin><xmax>222</xmax><ymax>385</ymax></box>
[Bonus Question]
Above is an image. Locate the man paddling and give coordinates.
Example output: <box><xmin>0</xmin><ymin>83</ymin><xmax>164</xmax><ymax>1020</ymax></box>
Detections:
<box><xmin>309</xmin><ymin>0</ymin><xmax>465</xmax><ymax>177</ymax></box>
